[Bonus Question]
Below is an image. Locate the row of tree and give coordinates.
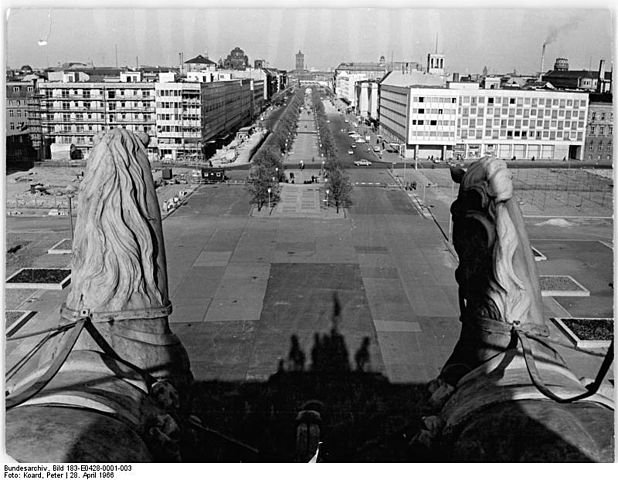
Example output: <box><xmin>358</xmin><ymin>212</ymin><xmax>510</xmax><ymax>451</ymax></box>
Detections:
<box><xmin>247</xmin><ymin>88</ymin><xmax>305</xmax><ymax>211</ymax></box>
<box><xmin>311</xmin><ymin>91</ymin><xmax>353</xmax><ymax>213</ymax></box>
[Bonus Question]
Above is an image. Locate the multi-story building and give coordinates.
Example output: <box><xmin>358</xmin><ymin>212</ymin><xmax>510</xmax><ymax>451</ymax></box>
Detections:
<box><xmin>542</xmin><ymin>59</ymin><xmax>612</xmax><ymax>94</ymax></box>
<box><xmin>155</xmin><ymin>82</ymin><xmax>202</xmax><ymax>162</ymax></box>
<box><xmin>201</xmin><ymin>79</ymin><xmax>254</xmax><ymax>142</ymax></box>
<box><xmin>38</xmin><ymin>72</ymin><xmax>158</xmax><ymax>160</ymax></box>
<box><xmin>585</xmin><ymin>95</ymin><xmax>613</xmax><ymax>164</ymax></box>
<box><xmin>6</xmin><ymin>81</ymin><xmax>37</xmax><ymax>165</ymax></box>
<box><xmin>354</xmin><ymin>80</ymin><xmax>379</xmax><ymax>124</ymax></box>
<box><xmin>184</xmin><ymin>54</ymin><xmax>217</xmax><ymax>73</ymax></box>
<box><xmin>32</xmin><ymin>67</ymin><xmax>269</xmax><ymax>163</ymax></box>
<box><xmin>379</xmin><ymin>82</ymin><xmax>589</xmax><ymax>161</ymax></box>
<box><xmin>334</xmin><ymin>62</ymin><xmax>388</xmax><ymax>105</ymax></box>
<box><xmin>263</xmin><ymin>68</ymin><xmax>287</xmax><ymax>99</ymax></box>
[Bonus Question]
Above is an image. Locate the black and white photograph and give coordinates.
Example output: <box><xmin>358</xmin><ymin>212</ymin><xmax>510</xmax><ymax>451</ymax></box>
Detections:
<box><xmin>2</xmin><ymin>0</ymin><xmax>615</xmax><ymax>467</ymax></box>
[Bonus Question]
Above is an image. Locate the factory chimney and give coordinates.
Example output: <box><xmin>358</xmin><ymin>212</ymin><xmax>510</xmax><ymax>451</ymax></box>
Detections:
<box><xmin>539</xmin><ymin>44</ymin><xmax>546</xmax><ymax>80</ymax></box>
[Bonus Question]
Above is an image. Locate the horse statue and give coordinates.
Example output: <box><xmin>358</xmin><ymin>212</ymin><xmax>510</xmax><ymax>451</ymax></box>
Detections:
<box><xmin>6</xmin><ymin>129</ymin><xmax>194</xmax><ymax>462</ymax></box>
<box><xmin>414</xmin><ymin>157</ymin><xmax>614</xmax><ymax>462</ymax></box>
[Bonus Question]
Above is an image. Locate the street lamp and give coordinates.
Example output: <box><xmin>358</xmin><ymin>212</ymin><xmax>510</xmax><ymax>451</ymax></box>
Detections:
<box><xmin>275</xmin><ymin>167</ymin><xmax>279</xmax><ymax>181</ymax></box>
<box><xmin>325</xmin><ymin>188</ymin><xmax>330</xmax><ymax>207</ymax></box>
<box><xmin>64</xmin><ymin>185</ymin><xmax>78</xmax><ymax>241</ymax></box>
<box><xmin>268</xmin><ymin>187</ymin><xmax>272</xmax><ymax>211</ymax></box>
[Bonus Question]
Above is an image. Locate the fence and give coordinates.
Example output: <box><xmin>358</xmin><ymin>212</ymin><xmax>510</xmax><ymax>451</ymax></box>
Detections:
<box><xmin>510</xmin><ymin>168</ymin><xmax>613</xmax><ymax>215</ymax></box>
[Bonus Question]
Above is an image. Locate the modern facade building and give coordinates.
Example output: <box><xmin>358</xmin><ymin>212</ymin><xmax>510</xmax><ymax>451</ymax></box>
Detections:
<box><xmin>37</xmin><ymin>73</ymin><xmax>158</xmax><ymax>160</ymax></box>
<box><xmin>155</xmin><ymin>82</ymin><xmax>202</xmax><ymax>162</ymax></box>
<box><xmin>378</xmin><ymin>83</ymin><xmax>589</xmax><ymax>161</ymax></box>
<box><xmin>584</xmin><ymin>96</ymin><xmax>613</xmax><ymax>164</ymax></box>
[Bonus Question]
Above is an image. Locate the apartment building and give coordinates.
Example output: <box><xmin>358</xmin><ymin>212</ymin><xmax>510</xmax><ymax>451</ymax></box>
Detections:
<box><xmin>6</xmin><ymin>81</ymin><xmax>37</xmax><ymax>165</ymax></box>
<box><xmin>585</xmin><ymin>98</ymin><xmax>613</xmax><ymax>164</ymax></box>
<box><xmin>30</xmin><ymin>66</ymin><xmax>272</xmax><ymax>163</ymax></box>
<box><xmin>38</xmin><ymin>72</ymin><xmax>158</xmax><ymax>160</ymax></box>
<box><xmin>379</xmin><ymin>83</ymin><xmax>589</xmax><ymax>161</ymax></box>
<box><xmin>155</xmin><ymin>82</ymin><xmax>202</xmax><ymax>162</ymax></box>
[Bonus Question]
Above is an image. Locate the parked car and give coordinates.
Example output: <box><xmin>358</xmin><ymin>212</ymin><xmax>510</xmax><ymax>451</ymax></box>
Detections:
<box><xmin>373</xmin><ymin>146</ymin><xmax>381</xmax><ymax>152</ymax></box>
<box><xmin>356</xmin><ymin>139</ymin><xmax>366</xmax><ymax>144</ymax></box>
<box><xmin>351</xmin><ymin>144</ymin><xmax>356</xmax><ymax>148</ymax></box>
<box><xmin>48</xmin><ymin>209</ymin><xmax>61</xmax><ymax>216</ymax></box>
<box><xmin>354</xmin><ymin>159</ymin><xmax>372</xmax><ymax>167</ymax></box>
<box><xmin>348</xmin><ymin>150</ymin><xmax>354</xmax><ymax>155</ymax></box>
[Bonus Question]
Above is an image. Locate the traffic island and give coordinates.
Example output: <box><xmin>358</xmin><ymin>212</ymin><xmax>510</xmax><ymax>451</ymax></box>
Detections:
<box><xmin>552</xmin><ymin>317</ymin><xmax>614</xmax><ymax>349</ymax></box>
<box><xmin>539</xmin><ymin>275</ymin><xmax>590</xmax><ymax>297</ymax></box>
<box><xmin>47</xmin><ymin>238</ymin><xmax>72</xmax><ymax>254</ymax></box>
<box><xmin>5</xmin><ymin>268</ymin><xmax>71</xmax><ymax>290</ymax></box>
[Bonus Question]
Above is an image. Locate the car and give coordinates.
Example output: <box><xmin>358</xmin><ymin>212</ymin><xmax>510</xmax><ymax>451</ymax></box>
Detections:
<box><xmin>348</xmin><ymin>150</ymin><xmax>354</xmax><ymax>155</ymax></box>
<box><xmin>351</xmin><ymin>144</ymin><xmax>356</xmax><ymax>148</ymax></box>
<box><xmin>373</xmin><ymin>146</ymin><xmax>381</xmax><ymax>152</ymax></box>
<box><xmin>344</xmin><ymin>119</ymin><xmax>349</xmax><ymax>123</ymax></box>
<box><xmin>356</xmin><ymin>138</ymin><xmax>366</xmax><ymax>144</ymax></box>
<box><xmin>354</xmin><ymin>159</ymin><xmax>372</xmax><ymax>167</ymax></box>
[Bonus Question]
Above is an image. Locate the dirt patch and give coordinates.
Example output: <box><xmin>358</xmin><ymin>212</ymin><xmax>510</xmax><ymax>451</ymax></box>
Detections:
<box><xmin>7</xmin><ymin>268</ymin><xmax>71</xmax><ymax>284</ymax></box>
<box><xmin>561</xmin><ymin>318</ymin><xmax>613</xmax><ymax>341</ymax></box>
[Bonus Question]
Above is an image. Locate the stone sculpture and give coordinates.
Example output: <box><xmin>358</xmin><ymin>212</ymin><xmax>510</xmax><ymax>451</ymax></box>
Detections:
<box><xmin>6</xmin><ymin>129</ymin><xmax>193</xmax><ymax>462</ymax></box>
<box><xmin>415</xmin><ymin>157</ymin><xmax>614</xmax><ymax>462</ymax></box>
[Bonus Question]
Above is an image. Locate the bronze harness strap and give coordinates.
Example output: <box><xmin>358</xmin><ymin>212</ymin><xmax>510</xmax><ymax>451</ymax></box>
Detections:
<box><xmin>515</xmin><ymin>327</ymin><xmax>614</xmax><ymax>404</ymax></box>
<box><xmin>5</xmin><ymin>317</ymin><xmax>156</xmax><ymax>410</ymax></box>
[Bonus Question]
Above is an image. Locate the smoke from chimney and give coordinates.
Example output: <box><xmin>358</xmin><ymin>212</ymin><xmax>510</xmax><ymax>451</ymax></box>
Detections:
<box><xmin>543</xmin><ymin>16</ymin><xmax>582</xmax><ymax>49</ymax></box>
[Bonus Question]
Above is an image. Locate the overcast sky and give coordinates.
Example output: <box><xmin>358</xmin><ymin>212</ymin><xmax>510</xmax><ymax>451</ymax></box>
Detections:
<box><xmin>5</xmin><ymin>6</ymin><xmax>615</xmax><ymax>74</ymax></box>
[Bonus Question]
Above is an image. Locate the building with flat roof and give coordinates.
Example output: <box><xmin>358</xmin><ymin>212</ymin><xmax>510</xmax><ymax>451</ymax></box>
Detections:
<box><xmin>37</xmin><ymin>79</ymin><xmax>158</xmax><ymax>160</ymax></box>
<box><xmin>6</xmin><ymin>81</ymin><xmax>37</xmax><ymax>165</ymax></box>
<box><xmin>378</xmin><ymin>84</ymin><xmax>589</xmax><ymax>161</ymax></box>
<box><xmin>584</xmin><ymin>95</ymin><xmax>613</xmax><ymax>164</ymax></box>
<box><xmin>354</xmin><ymin>80</ymin><xmax>379</xmax><ymax>124</ymax></box>
<box><xmin>334</xmin><ymin>62</ymin><xmax>388</xmax><ymax>105</ymax></box>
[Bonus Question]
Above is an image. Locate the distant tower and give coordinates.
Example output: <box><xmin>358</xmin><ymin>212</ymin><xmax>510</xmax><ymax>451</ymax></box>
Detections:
<box><xmin>427</xmin><ymin>53</ymin><xmax>445</xmax><ymax>75</ymax></box>
<box><xmin>296</xmin><ymin>50</ymin><xmax>305</xmax><ymax>71</ymax></box>
<box><xmin>427</xmin><ymin>33</ymin><xmax>445</xmax><ymax>75</ymax></box>
<box><xmin>554</xmin><ymin>57</ymin><xmax>569</xmax><ymax>71</ymax></box>
<box><xmin>379</xmin><ymin>55</ymin><xmax>386</xmax><ymax>65</ymax></box>
<box><xmin>254</xmin><ymin>59</ymin><xmax>265</xmax><ymax>69</ymax></box>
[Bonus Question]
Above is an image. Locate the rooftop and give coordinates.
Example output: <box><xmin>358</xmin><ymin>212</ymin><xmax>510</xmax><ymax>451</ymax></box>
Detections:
<box><xmin>380</xmin><ymin>70</ymin><xmax>444</xmax><ymax>88</ymax></box>
<box><xmin>336</xmin><ymin>62</ymin><xmax>388</xmax><ymax>72</ymax></box>
<box><xmin>185</xmin><ymin>54</ymin><xmax>217</xmax><ymax>65</ymax></box>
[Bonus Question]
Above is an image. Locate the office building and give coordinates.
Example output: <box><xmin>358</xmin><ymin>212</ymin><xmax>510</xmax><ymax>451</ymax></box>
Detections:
<box><xmin>379</xmin><ymin>83</ymin><xmax>589</xmax><ymax>161</ymax></box>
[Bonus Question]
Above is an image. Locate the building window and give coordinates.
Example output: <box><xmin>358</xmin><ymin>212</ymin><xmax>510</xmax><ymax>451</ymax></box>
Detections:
<box><xmin>509</xmin><ymin>98</ymin><xmax>515</xmax><ymax>105</ymax></box>
<box><xmin>418</xmin><ymin>97</ymin><xmax>424</xmax><ymax>102</ymax></box>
